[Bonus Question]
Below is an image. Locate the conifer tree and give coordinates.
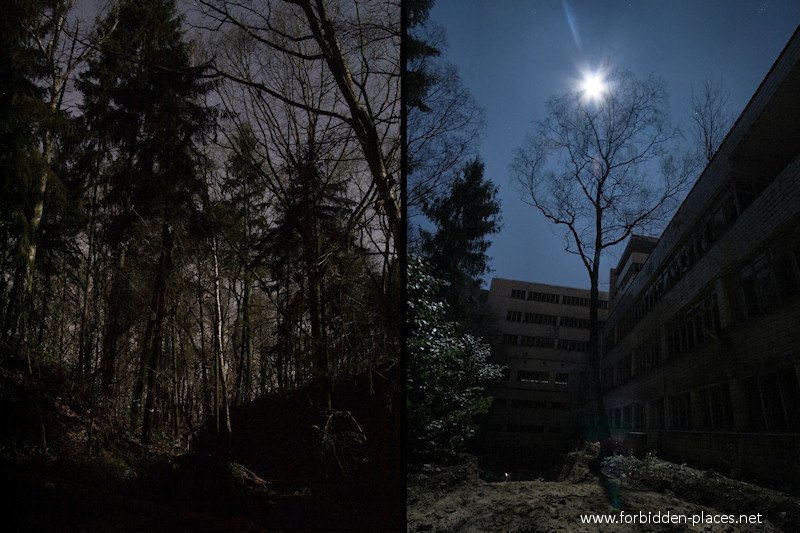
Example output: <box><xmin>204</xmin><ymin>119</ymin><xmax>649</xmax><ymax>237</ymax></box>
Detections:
<box><xmin>420</xmin><ymin>157</ymin><xmax>501</xmax><ymax>329</ymax></box>
<box><xmin>78</xmin><ymin>0</ymin><xmax>216</xmax><ymax>443</ymax></box>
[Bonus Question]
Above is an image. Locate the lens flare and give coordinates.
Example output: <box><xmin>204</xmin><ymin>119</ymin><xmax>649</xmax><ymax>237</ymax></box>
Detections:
<box><xmin>581</xmin><ymin>71</ymin><xmax>606</xmax><ymax>103</ymax></box>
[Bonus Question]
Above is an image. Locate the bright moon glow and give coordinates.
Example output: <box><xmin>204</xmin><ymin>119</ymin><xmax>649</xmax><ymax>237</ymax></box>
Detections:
<box><xmin>581</xmin><ymin>71</ymin><xmax>606</xmax><ymax>103</ymax></box>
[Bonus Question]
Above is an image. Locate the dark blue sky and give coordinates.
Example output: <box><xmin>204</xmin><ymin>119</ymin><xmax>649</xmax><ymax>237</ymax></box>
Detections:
<box><xmin>428</xmin><ymin>0</ymin><xmax>800</xmax><ymax>290</ymax></box>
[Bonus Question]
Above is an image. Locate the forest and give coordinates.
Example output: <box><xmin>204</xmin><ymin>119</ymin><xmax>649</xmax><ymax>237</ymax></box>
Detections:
<box><xmin>1</xmin><ymin>0</ymin><xmax>400</xmax><ymax>530</ymax></box>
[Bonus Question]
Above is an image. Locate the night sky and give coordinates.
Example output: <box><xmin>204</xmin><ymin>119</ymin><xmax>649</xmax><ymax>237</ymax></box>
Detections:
<box><xmin>427</xmin><ymin>0</ymin><xmax>800</xmax><ymax>291</ymax></box>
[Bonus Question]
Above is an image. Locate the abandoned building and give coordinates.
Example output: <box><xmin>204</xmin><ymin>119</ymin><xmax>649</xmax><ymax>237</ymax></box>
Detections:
<box><xmin>476</xmin><ymin>26</ymin><xmax>800</xmax><ymax>486</ymax></box>
<box><xmin>476</xmin><ymin>278</ymin><xmax>609</xmax><ymax>473</ymax></box>
<box><xmin>596</xmin><ymin>25</ymin><xmax>800</xmax><ymax>487</ymax></box>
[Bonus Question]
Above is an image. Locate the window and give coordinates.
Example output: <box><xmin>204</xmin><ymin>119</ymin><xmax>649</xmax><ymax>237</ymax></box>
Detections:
<box><xmin>633</xmin><ymin>402</ymin><xmax>646</xmax><ymax>430</ymax></box>
<box><xmin>741</xmin><ymin>368</ymin><xmax>800</xmax><ymax>431</ymax></box>
<box><xmin>520</xmin><ymin>335</ymin><xmax>554</xmax><ymax>348</ymax></box>
<box><xmin>735</xmin><ymin>230</ymin><xmax>800</xmax><ymax>320</ymax></box>
<box><xmin>622</xmin><ymin>405</ymin><xmax>632</xmax><ymax>429</ymax></box>
<box><xmin>697</xmin><ymin>384</ymin><xmax>734</xmax><ymax>430</ymax></box>
<box><xmin>669</xmin><ymin>393</ymin><xmax>692</xmax><ymax>429</ymax></box>
<box><xmin>557</xmin><ymin>339</ymin><xmax>588</xmax><ymax>352</ymax></box>
<box><xmin>560</xmin><ymin>316</ymin><xmax>590</xmax><ymax>329</ymax></box>
<box><xmin>601</xmin><ymin>368</ymin><xmax>613</xmax><ymax>390</ymax></box>
<box><xmin>754</xmin><ymin>254</ymin><xmax>776</xmax><ymax>311</ymax></box>
<box><xmin>524</xmin><ymin>312</ymin><xmax>558</xmax><ymax>325</ymax></box>
<box><xmin>615</xmin><ymin>356</ymin><xmax>632</xmax><ymax>386</ymax></box>
<box><xmin>665</xmin><ymin>292</ymin><xmax>719</xmax><ymax>358</ymax></box>
<box><xmin>517</xmin><ymin>370</ymin><xmax>549</xmax><ymax>383</ymax></box>
<box><xmin>502</xmin><ymin>333</ymin><xmax>519</xmax><ymax>346</ymax></box>
<box><xmin>635</xmin><ymin>334</ymin><xmax>662</xmax><ymax>376</ymax></box>
<box><xmin>771</xmin><ymin>244</ymin><xmax>800</xmax><ymax>298</ymax></box>
<box><xmin>511</xmin><ymin>289</ymin><xmax>526</xmax><ymax>299</ymax></box>
<box><xmin>506</xmin><ymin>310</ymin><xmax>523</xmax><ymax>322</ymax></box>
<box><xmin>649</xmin><ymin>398</ymin><xmax>665</xmax><ymax>429</ymax></box>
<box><xmin>528</xmin><ymin>291</ymin><xmax>560</xmax><ymax>303</ymax></box>
<box><xmin>555</xmin><ymin>373</ymin><xmax>569</xmax><ymax>385</ymax></box>
<box><xmin>507</xmin><ymin>424</ymin><xmax>544</xmax><ymax>433</ymax></box>
<box><xmin>562</xmin><ymin>295</ymin><xmax>589</xmax><ymax>307</ymax></box>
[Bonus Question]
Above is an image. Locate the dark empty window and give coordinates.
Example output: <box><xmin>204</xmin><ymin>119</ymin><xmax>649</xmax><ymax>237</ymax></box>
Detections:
<box><xmin>517</xmin><ymin>370</ymin><xmax>549</xmax><ymax>384</ymax></box>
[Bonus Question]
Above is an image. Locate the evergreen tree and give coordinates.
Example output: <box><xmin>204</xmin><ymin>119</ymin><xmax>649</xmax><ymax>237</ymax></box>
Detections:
<box><xmin>405</xmin><ymin>0</ymin><xmax>439</xmax><ymax>112</ymax></box>
<box><xmin>218</xmin><ymin>125</ymin><xmax>272</xmax><ymax>405</ymax></box>
<box><xmin>78</xmin><ymin>0</ymin><xmax>216</xmax><ymax>444</ymax></box>
<box><xmin>263</xmin><ymin>142</ymin><xmax>357</xmax><ymax>407</ymax></box>
<box><xmin>420</xmin><ymin>157</ymin><xmax>501</xmax><ymax>327</ymax></box>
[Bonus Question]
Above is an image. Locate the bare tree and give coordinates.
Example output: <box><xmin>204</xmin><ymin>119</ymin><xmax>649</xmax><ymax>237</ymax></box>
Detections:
<box><xmin>406</xmin><ymin>22</ymin><xmax>485</xmax><ymax>218</ymax></box>
<box><xmin>510</xmin><ymin>67</ymin><xmax>695</xmax><ymax>447</ymax></box>
<box><xmin>689</xmin><ymin>79</ymin><xmax>733</xmax><ymax>164</ymax></box>
<box><xmin>196</xmin><ymin>0</ymin><xmax>401</xmax><ymax>242</ymax></box>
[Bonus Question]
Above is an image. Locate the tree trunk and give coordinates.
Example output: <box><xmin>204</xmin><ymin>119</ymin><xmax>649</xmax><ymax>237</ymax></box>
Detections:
<box><xmin>139</xmin><ymin>223</ymin><xmax>175</xmax><ymax>445</ymax></box>
<box><xmin>2</xmin><ymin>131</ymin><xmax>54</xmax><ymax>350</ymax></box>
<box><xmin>101</xmin><ymin>243</ymin><xmax>127</xmax><ymax>398</ymax></box>
<box><xmin>590</xmin><ymin>223</ymin><xmax>612</xmax><ymax>454</ymax></box>
<box><xmin>78</xmin><ymin>182</ymin><xmax>99</xmax><ymax>378</ymax></box>
<box><xmin>211</xmin><ymin>235</ymin><xmax>232</xmax><ymax>450</ymax></box>
<box><xmin>233</xmin><ymin>277</ymin><xmax>253</xmax><ymax>406</ymax></box>
<box><xmin>170</xmin><ymin>303</ymin><xmax>179</xmax><ymax>439</ymax></box>
<box><xmin>303</xmin><ymin>225</ymin><xmax>330</xmax><ymax>408</ymax></box>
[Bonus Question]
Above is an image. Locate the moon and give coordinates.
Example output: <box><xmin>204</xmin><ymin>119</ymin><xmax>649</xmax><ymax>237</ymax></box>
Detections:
<box><xmin>581</xmin><ymin>71</ymin><xmax>606</xmax><ymax>102</ymax></box>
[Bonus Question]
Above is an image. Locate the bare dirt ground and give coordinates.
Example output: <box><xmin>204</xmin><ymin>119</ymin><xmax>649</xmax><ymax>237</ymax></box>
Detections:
<box><xmin>407</xmin><ymin>447</ymin><xmax>800</xmax><ymax>532</ymax></box>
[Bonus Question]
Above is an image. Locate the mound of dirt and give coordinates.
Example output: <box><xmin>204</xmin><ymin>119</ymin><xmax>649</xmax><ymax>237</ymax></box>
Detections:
<box><xmin>191</xmin><ymin>366</ymin><xmax>402</xmax><ymax>531</ymax></box>
<box><xmin>407</xmin><ymin>449</ymin><xmax>800</xmax><ymax>532</ymax></box>
<box><xmin>1</xmin><ymin>356</ymin><xmax>402</xmax><ymax>532</ymax></box>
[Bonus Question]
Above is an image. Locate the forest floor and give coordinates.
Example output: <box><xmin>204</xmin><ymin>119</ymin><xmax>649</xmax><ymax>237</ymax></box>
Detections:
<box><xmin>407</xmin><ymin>448</ymin><xmax>800</xmax><ymax>532</ymax></box>
<box><xmin>0</xmin><ymin>355</ymin><xmax>401</xmax><ymax>532</ymax></box>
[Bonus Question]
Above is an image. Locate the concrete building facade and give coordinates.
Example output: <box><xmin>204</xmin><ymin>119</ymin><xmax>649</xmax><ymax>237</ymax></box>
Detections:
<box><xmin>477</xmin><ymin>278</ymin><xmax>608</xmax><ymax>473</ymax></box>
<box><xmin>598</xmin><ymin>26</ymin><xmax>800</xmax><ymax>487</ymax></box>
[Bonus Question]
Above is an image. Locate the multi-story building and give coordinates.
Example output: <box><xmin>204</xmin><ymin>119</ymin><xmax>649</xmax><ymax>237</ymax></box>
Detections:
<box><xmin>477</xmin><ymin>278</ymin><xmax>609</xmax><ymax>473</ymax></box>
<box><xmin>597</xmin><ymin>26</ymin><xmax>800</xmax><ymax>487</ymax></box>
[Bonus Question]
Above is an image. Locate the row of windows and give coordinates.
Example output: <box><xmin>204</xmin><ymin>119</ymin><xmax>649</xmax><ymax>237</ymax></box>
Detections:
<box><xmin>506</xmin><ymin>310</ymin><xmax>555</xmax><ymax>325</ymax></box>
<box><xmin>607</xmin><ymin>176</ymin><xmax>767</xmax><ymax>349</ymax></box>
<box><xmin>502</xmin><ymin>334</ymin><xmax>589</xmax><ymax>352</ymax></box>
<box><xmin>516</xmin><ymin>370</ymin><xmax>570</xmax><ymax>385</ymax></box>
<box><xmin>509</xmin><ymin>288</ymin><xmax>608</xmax><ymax>308</ymax></box>
<box><xmin>603</xmin><ymin>222</ymin><xmax>800</xmax><ymax>392</ymax></box>
<box><xmin>602</xmin><ymin>293</ymin><xmax>720</xmax><ymax>391</ymax></box>
<box><xmin>607</xmin><ymin>367</ymin><xmax>800</xmax><ymax>432</ymax></box>
<box><xmin>486</xmin><ymin>424</ymin><xmax>566</xmax><ymax>434</ymax></box>
<box><xmin>616</xmin><ymin>262</ymin><xmax>644</xmax><ymax>296</ymax></box>
<box><xmin>505</xmin><ymin>311</ymin><xmax>606</xmax><ymax>330</ymax></box>
<box><xmin>734</xmin><ymin>230</ymin><xmax>800</xmax><ymax>321</ymax></box>
<box><xmin>664</xmin><ymin>292</ymin><xmax>721</xmax><ymax>359</ymax></box>
<box><xmin>493</xmin><ymin>398</ymin><xmax>570</xmax><ymax>410</ymax></box>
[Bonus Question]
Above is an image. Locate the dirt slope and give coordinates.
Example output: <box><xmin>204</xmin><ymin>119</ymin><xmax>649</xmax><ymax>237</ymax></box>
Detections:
<box><xmin>407</xmin><ymin>451</ymin><xmax>799</xmax><ymax>532</ymax></box>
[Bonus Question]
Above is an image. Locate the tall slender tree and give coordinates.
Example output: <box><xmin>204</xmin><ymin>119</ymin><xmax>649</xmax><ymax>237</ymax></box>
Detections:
<box><xmin>0</xmin><ymin>0</ymin><xmax>96</xmax><ymax>352</ymax></box>
<box><xmin>511</xmin><ymin>67</ymin><xmax>695</xmax><ymax>448</ymax></box>
<box><xmin>78</xmin><ymin>0</ymin><xmax>216</xmax><ymax>443</ymax></box>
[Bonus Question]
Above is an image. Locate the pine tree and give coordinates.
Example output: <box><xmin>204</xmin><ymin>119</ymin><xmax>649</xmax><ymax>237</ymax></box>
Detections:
<box><xmin>78</xmin><ymin>0</ymin><xmax>216</xmax><ymax>444</ymax></box>
<box><xmin>218</xmin><ymin>124</ymin><xmax>272</xmax><ymax>405</ymax></box>
<box><xmin>420</xmin><ymin>157</ymin><xmax>501</xmax><ymax>328</ymax></box>
<box><xmin>263</xmin><ymin>142</ymin><xmax>357</xmax><ymax>407</ymax></box>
